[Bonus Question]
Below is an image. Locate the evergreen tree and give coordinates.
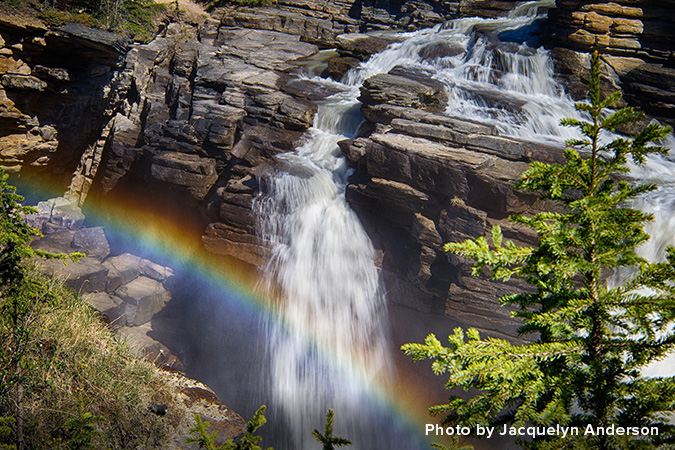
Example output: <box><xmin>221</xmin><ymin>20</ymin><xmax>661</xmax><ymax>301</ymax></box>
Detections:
<box><xmin>402</xmin><ymin>52</ymin><xmax>675</xmax><ymax>450</ymax></box>
<box><xmin>187</xmin><ymin>405</ymin><xmax>272</xmax><ymax>450</ymax></box>
<box><xmin>312</xmin><ymin>409</ymin><xmax>351</xmax><ymax>450</ymax></box>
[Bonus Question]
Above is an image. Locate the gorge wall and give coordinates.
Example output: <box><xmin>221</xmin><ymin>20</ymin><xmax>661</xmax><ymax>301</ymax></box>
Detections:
<box><xmin>0</xmin><ymin>0</ymin><xmax>673</xmax><ymax>343</ymax></box>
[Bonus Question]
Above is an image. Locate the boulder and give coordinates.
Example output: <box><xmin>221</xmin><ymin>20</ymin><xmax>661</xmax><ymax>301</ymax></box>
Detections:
<box><xmin>335</xmin><ymin>33</ymin><xmax>393</xmax><ymax>58</ymax></box>
<box><xmin>30</xmin><ymin>230</ymin><xmax>76</xmax><ymax>255</ymax></box>
<box><xmin>140</xmin><ymin>259</ymin><xmax>175</xmax><ymax>283</ymax></box>
<box><xmin>83</xmin><ymin>292</ymin><xmax>125</xmax><ymax>326</ymax></box>
<box><xmin>39</xmin><ymin>256</ymin><xmax>109</xmax><ymax>294</ymax></box>
<box><xmin>359</xmin><ymin>72</ymin><xmax>448</xmax><ymax>112</ymax></box>
<box><xmin>116</xmin><ymin>323</ymin><xmax>173</xmax><ymax>363</ymax></box>
<box><xmin>103</xmin><ymin>253</ymin><xmax>142</xmax><ymax>293</ymax></box>
<box><xmin>116</xmin><ymin>276</ymin><xmax>171</xmax><ymax>326</ymax></box>
<box><xmin>71</xmin><ymin>227</ymin><xmax>111</xmax><ymax>261</ymax></box>
<box><xmin>325</xmin><ymin>56</ymin><xmax>360</xmax><ymax>81</ymax></box>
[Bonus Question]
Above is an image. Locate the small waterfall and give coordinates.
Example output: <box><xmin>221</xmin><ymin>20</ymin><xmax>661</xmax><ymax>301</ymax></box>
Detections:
<box><xmin>252</xmin><ymin>0</ymin><xmax>675</xmax><ymax>446</ymax></box>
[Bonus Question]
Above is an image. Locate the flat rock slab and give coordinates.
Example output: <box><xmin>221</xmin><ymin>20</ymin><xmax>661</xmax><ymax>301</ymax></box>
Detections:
<box><xmin>52</xmin><ymin>23</ymin><xmax>129</xmax><ymax>55</ymax></box>
<box><xmin>40</xmin><ymin>256</ymin><xmax>109</xmax><ymax>294</ymax></box>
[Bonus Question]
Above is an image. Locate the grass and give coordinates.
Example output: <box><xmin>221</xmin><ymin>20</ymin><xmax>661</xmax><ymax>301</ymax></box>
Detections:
<box><xmin>0</xmin><ymin>264</ymin><xmax>179</xmax><ymax>449</ymax></box>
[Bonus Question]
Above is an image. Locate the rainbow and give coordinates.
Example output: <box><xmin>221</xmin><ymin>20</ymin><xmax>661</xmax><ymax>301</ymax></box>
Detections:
<box><xmin>15</xmin><ymin>174</ymin><xmax>461</xmax><ymax>450</ymax></box>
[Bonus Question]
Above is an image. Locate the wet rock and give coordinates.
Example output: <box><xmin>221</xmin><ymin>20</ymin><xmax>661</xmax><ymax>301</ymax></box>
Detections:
<box><xmin>335</xmin><ymin>33</ymin><xmax>393</xmax><ymax>59</ymax></box>
<box><xmin>202</xmin><ymin>222</ymin><xmax>267</xmax><ymax>267</ymax></box>
<box><xmin>418</xmin><ymin>42</ymin><xmax>465</xmax><ymax>61</ymax></box>
<box><xmin>282</xmin><ymin>77</ymin><xmax>345</xmax><ymax>100</ymax></box>
<box><xmin>325</xmin><ymin>56</ymin><xmax>360</xmax><ymax>81</ymax></box>
<box><xmin>359</xmin><ymin>72</ymin><xmax>448</xmax><ymax>112</ymax></box>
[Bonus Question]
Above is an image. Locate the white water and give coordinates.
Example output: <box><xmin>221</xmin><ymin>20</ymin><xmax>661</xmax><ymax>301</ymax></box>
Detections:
<box><xmin>254</xmin><ymin>0</ymin><xmax>675</xmax><ymax>447</ymax></box>
<box><xmin>255</xmin><ymin>91</ymin><xmax>392</xmax><ymax>447</ymax></box>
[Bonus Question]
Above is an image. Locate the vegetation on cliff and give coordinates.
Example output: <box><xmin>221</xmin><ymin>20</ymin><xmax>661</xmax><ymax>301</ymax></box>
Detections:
<box><xmin>403</xmin><ymin>52</ymin><xmax>675</xmax><ymax>449</ymax></box>
<box><xmin>2</xmin><ymin>0</ymin><xmax>168</xmax><ymax>41</ymax></box>
<box><xmin>0</xmin><ymin>169</ymin><xmax>177</xmax><ymax>449</ymax></box>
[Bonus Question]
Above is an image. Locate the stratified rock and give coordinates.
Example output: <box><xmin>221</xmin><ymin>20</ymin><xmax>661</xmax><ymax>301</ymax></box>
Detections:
<box><xmin>202</xmin><ymin>222</ymin><xmax>267</xmax><ymax>267</ymax></box>
<box><xmin>51</xmin><ymin>23</ymin><xmax>129</xmax><ymax>58</ymax></box>
<box><xmin>359</xmin><ymin>72</ymin><xmax>448</xmax><ymax>112</ymax></box>
<box><xmin>150</xmin><ymin>152</ymin><xmax>218</xmax><ymax>201</ymax></box>
<box><xmin>544</xmin><ymin>0</ymin><xmax>675</xmax><ymax>123</ymax></box>
<box><xmin>623</xmin><ymin>64</ymin><xmax>675</xmax><ymax>118</ymax></box>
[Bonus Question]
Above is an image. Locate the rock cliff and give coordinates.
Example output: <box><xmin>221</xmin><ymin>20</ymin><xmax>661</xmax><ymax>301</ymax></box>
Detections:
<box><xmin>0</xmin><ymin>18</ymin><xmax>129</xmax><ymax>185</ymax></box>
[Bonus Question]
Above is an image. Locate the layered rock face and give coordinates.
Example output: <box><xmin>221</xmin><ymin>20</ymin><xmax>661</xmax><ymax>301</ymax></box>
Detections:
<box><xmin>340</xmin><ymin>68</ymin><xmax>563</xmax><ymax>338</ymax></box>
<box><xmin>72</xmin><ymin>16</ymin><xmax>326</xmax><ymax>267</ymax></box>
<box><xmin>0</xmin><ymin>19</ymin><xmax>129</xmax><ymax>183</ymax></box>
<box><xmin>545</xmin><ymin>0</ymin><xmax>675</xmax><ymax>123</ymax></box>
<box><xmin>222</xmin><ymin>0</ymin><xmax>521</xmax><ymax>38</ymax></box>
<box><xmin>4</xmin><ymin>0</ymin><xmax>671</xmax><ymax>340</ymax></box>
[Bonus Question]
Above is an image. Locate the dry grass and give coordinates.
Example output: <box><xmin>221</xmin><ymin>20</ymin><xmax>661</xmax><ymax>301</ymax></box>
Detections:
<box><xmin>1</xmin><ymin>266</ymin><xmax>181</xmax><ymax>449</ymax></box>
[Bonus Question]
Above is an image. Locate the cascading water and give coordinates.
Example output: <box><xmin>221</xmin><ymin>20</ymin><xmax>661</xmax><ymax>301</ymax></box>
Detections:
<box><xmin>255</xmin><ymin>91</ymin><xmax>394</xmax><ymax>448</ymax></box>
<box><xmin>253</xmin><ymin>0</ymin><xmax>674</xmax><ymax>447</ymax></box>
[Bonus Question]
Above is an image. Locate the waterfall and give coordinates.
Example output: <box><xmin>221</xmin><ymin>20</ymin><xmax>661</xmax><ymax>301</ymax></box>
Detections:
<box><xmin>255</xmin><ymin>91</ymin><xmax>393</xmax><ymax>448</ymax></box>
<box><xmin>253</xmin><ymin>0</ymin><xmax>674</xmax><ymax>447</ymax></box>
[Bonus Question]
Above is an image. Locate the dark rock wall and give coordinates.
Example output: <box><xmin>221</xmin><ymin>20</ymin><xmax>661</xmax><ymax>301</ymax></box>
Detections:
<box><xmin>0</xmin><ymin>19</ymin><xmax>129</xmax><ymax>186</ymax></box>
<box><xmin>340</xmin><ymin>71</ymin><xmax>562</xmax><ymax>338</ymax></box>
